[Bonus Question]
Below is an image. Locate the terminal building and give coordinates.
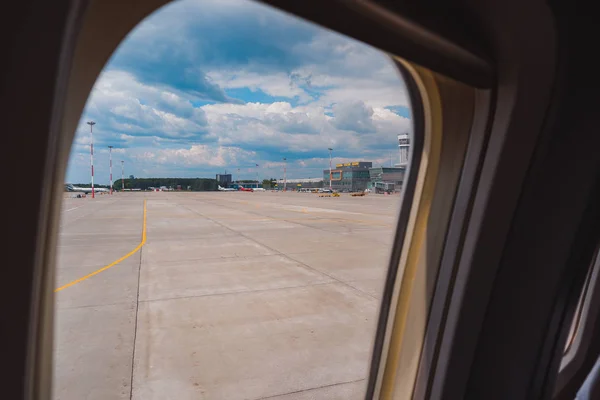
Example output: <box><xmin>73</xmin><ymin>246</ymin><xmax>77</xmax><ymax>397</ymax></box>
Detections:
<box><xmin>367</xmin><ymin>133</ymin><xmax>410</xmax><ymax>193</ymax></box>
<box><xmin>321</xmin><ymin>133</ymin><xmax>411</xmax><ymax>193</ymax></box>
<box><xmin>323</xmin><ymin>161</ymin><xmax>372</xmax><ymax>192</ymax></box>
<box><xmin>368</xmin><ymin>167</ymin><xmax>405</xmax><ymax>193</ymax></box>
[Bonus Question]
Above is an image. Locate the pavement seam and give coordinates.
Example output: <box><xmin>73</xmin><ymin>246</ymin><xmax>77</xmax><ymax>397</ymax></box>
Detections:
<box><xmin>140</xmin><ymin>253</ymin><xmax>295</xmax><ymax>267</ymax></box>
<box><xmin>59</xmin><ymin>198</ymin><xmax>120</xmax><ymax>229</ymax></box>
<box><xmin>129</xmin><ymin>199</ymin><xmax>146</xmax><ymax>400</ymax></box>
<box><xmin>196</xmin><ymin>193</ymin><xmax>398</xmax><ymax>217</ymax></box>
<box><xmin>209</xmin><ymin>195</ymin><xmax>399</xmax><ymax>221</ymax></box>
<box><xmin>182</xmin><ymin>194</ymin><xmax>391</xmax><ymax>243</ymax></box>
<box><xmin>138</xmin><ymin>281</ymin><xmax>339</xmax><ymax>304</ymax></box>
<box><xmin>188</xmin><ymin>197</ymin><xmax>339</xmax><ymax>234</ymax></box>
<box><xmin>57</xmin><ymin>241</ymin><xmax>142</xmax><ymax>247</ymax></box>
<box><xmin>280</xmin><ymin>253</ymin><xmax>378</xmax><ymax>301</ymax></box>
<box><xmin>55</xmin><ymin>300</ymin><xmax>134</xmax><ymax>311</ymax></box>
<box><xmin>178</xmin><ymin>201</ymin><xmax>378</xmax><ymax>301</ymax></box>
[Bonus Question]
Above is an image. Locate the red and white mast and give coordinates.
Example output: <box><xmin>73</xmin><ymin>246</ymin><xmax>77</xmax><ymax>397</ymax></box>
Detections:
<box><xmin>283</xmin><ymin>157</ymin><xmax>287</xmax><ymax>191</ymax></box>
<box><xmin>87</xmin><ymin>121</ymin><xmax>96</xmax><ymax>198</ymax></box>
<box><xmin>108</xmin><ymin>145</ymin><xmax>113</xmax><ymax>194</ymax></box>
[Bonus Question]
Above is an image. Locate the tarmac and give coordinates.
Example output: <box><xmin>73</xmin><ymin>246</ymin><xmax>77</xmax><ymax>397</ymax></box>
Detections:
<box><xmin>53</xmin><ymin>190</ymin><xmax>401</xmax><ymax>400</ymax></box>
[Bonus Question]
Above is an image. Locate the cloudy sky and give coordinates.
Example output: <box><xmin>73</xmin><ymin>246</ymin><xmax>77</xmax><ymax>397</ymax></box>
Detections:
<box><xmin>66</xmin><ymin>0</ymin><xmax>412</xmax><ymax>184</ymax></box>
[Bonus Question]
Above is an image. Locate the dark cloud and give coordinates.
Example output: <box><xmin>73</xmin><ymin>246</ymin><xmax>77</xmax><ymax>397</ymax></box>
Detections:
<box><xmin>332</xmin><ymin>101</ymin><xmax>375</xmax><ymax>133</ymax></box>
<box><xmin>107</xmin><ymin>0</ymin><xmax>319</xmax><ymax>104</ymax></box>
<box><xmin>265</xmin><ymin>114</ymin><xmax>320</xmax><ymax>134</ymax></box>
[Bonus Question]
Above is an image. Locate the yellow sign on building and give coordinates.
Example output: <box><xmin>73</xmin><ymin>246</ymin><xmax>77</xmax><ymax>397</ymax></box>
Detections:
<box><xmin>336</xmin><ymin>161</ymin><xmax>361</xmax><ymax>168</ymax></box>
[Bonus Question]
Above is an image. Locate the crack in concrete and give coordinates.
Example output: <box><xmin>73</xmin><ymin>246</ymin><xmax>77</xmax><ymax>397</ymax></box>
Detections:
<box><xmin>252</xmin><ymin>378</ymin><xmax>366</xmax><ymax>400</ymax></box>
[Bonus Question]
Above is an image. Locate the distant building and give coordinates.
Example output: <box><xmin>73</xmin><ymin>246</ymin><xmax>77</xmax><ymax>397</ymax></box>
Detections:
<box><xmin>233</xmin><ymin>181</ymin><xmax>261</xmax><ymax>189</ymax></box>
<box><xmin>323</xmin><ymin>161</ymin><xmax>372</xmax><ymax>192</ymax></box>
<box><xmin>397</xmin><ymin>133</ymin><xmax>410</xmax><ymax>167</ymax></box>
<box><xmin>216</xmin><ymin>173</ymin><xmax>232</xmax><ymax>188</ymax></box>
<box><xmin>276</xmin><ymin>177</ymin><xmax>323</xmax><ymax>190</ymax></box>
<box><xmin>368</xmin><ymin>166</ymin><xmax>406</xmax><ymax>192</ymax></box>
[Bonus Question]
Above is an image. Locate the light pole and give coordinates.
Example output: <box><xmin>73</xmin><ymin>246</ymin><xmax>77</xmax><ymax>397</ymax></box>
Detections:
<box><xmin>255</xmin><ymin>164</ymin><xmax>259</xmax><ymax>188</ymax></box>
<box><xmin>121</xmin><ymin>160</ymin><xmax>124</xmax><ymax>191</ymax></box>
<box><xmin>108</xmin><ymin>146</ymin><xmax>113</xmax><ymax>194</ymax></box>
<box><xmin>283</xmin><ymin>157</ymin><xmax>287</xmax><ymax>191</ymax></box>
<box><xmin>87</xmin><ymin>121</ymin><xmax>96</xmax><ymax>198</ymax></box>
<box><xmin>328</xmin><ymin>147</ymin><xmax>333</xmax><ymax>190</ymax></box>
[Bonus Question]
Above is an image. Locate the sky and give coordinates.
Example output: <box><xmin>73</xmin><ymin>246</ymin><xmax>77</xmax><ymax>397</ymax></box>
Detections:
<box><xmin>65</xmin><ymin>0</ymin><xmax>412</xmax><ymax>184</ymax></box>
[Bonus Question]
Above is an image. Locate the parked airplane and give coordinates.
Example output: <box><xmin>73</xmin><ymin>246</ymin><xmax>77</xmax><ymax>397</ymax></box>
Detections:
<box><xmin>65</xmin><ymin>184</ymin><xmax>109</xmax><ymax>194</ymax></box>
<box><xmin>218</xmin><ymin>185</ymin><xmax>236</xmax><ymax>191</ymax></box>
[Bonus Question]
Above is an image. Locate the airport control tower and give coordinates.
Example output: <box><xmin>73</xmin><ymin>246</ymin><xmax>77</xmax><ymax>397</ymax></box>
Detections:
<box><xmin>398</xmin><ymin>133</ymin><xmax>410</xmax><ymax>167</ymax></box>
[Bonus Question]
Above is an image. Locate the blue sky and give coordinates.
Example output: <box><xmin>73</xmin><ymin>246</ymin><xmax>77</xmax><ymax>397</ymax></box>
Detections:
<box><xmin>66</xmin><ymin>0</ymin><xmax>411</xmax><ymax>184</ymax></box>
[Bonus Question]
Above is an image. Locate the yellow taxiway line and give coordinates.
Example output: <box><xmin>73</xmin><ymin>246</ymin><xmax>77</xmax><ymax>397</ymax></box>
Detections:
<box><xmin>55</xmin><ymin>200</ymin><xmax>147</xmax><ymax>292</ymax></box>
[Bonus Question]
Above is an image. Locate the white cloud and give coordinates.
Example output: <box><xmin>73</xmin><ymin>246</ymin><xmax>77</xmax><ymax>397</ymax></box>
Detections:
<box><xmin>133</xmin><ymin>145</ymin><xmax>255</xmax><ymax>167</ymax></box>
<box><xmin>288</xmin><ymin>32</ymin><xmax>409</xmax><ymax>108</ymax></box>
<box><xmin>200</xmin><ymin>100</ymin><xmax>409</xmax><ymax>154</ymax></box>
<box><xmin>88</xmin><ymin>70</ymin><xmax>194</xmax><ymax>116</ymax></box>
<box><xmin>207</xmin><ymin>70</ymin><xmax>311</xmax><ymax>102</ymax></box>
<box><xmin>76</xmin><ymin>70</ymin><xmax>209</xmax><ymax>144</ymax></box>
<box><xmin>204</xmin><ymin>30</ymin><xmax>409</xmax><ymax>109</ymax></box>
<box><xmin>66</xmin><ymin>0</ymin><xmax>413</xmax><ymax>184</ymax></box>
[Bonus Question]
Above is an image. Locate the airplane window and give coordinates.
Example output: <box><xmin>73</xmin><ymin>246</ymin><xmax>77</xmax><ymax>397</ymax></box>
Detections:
<box><xmin>53</xmin><ymin>0</ymin><xmax>414</xmax><ymax>399</ymax></box>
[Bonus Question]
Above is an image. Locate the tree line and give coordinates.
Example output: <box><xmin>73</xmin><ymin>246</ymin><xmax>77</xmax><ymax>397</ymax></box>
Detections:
<box><xmin>113</xmin><ymin>178</ymin><xmax>218</xmax><ymax>191</ymax></box>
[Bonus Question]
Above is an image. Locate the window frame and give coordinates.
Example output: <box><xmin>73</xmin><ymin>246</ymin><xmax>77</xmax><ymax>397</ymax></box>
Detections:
<box><xmin>367</xmin><ymin>59</ymin><xmax>481</xmax><ymax>399</ymax></box>
<box><xmin>554</xmin><ymin>247</ymin><xmax>600</xmax><ymax>398</ymax></box>
<box><xmin>8</xmin><ymin>1</ymin><xmax>598</xmax><ymax>400</ymax></box>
